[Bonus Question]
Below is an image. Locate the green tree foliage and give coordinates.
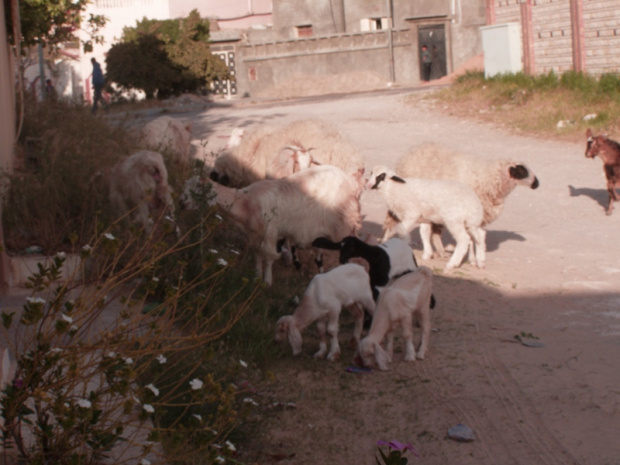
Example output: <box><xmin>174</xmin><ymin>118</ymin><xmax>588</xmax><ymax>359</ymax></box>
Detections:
<box><xmin>105</xmin><ymin>9</ymin><xmax>229</xmax><ymax>98</ymax></box>
<box><xmin>4</xmin><ymin>0</ymin><xmax>107</xmax><ymax>53</ymax></box>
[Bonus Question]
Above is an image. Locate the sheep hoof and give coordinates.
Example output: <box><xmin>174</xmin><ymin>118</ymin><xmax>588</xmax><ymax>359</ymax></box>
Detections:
<box><xmin>327</xmin><ymin>352</ymin><xmax>341</xmax><ymax>362</ymax></box>
<box><xmin>313</xmin><ymin>351</ymin><xmax>327</xmax><ymax>359</ymax></box>
<box><xmin>422</xmin><ymin>253</ymin><xmax>432</xmax><ymax>260</ymax></box>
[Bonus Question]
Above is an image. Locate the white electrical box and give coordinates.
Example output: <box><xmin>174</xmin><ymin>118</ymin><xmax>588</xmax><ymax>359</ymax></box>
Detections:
<box><xmin>480</xmin><ymin>22</ymin><xmax>523</xmax><ymax>78</ymax></box>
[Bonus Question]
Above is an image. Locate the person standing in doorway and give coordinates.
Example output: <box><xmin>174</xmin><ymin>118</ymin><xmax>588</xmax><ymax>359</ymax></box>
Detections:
<box><xmin>91</xmin><ymin>57</ymin><xmax>106</xmax><ymax>114</ymax></box>
<box><xmin>421</xmin><ymin>44</ymin><xmax>432</xmax><ymax>82</ymax></box>
<box><xmin>45</xmin><ymin>79</ymin><xmax>57</xmax><ymax>101</ymax></box>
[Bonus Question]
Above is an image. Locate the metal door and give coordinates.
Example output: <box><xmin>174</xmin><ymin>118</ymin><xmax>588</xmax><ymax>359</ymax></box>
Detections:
<box><xmin>211</xmin><ymin>51</ymin><xmax>238</xmax><ymax>97</ymax></box>
<box><xmin>418</xmin><ymin>25</ymin><xmax>447</xmax><ymax>81</ymax></box>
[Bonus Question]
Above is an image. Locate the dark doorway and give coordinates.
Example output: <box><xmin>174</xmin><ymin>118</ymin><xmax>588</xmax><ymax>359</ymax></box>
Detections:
<box><xmin>418</xmin><ymin>24</ymin><xmax>447</xmax><ymax>81</ymax></box>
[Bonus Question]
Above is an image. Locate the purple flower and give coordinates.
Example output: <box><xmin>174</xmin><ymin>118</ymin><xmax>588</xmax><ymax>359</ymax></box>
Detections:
<box><xmin>377</xmin><ymin>440</ymin><xmax>419</xmax><ymax>457</ymax></box>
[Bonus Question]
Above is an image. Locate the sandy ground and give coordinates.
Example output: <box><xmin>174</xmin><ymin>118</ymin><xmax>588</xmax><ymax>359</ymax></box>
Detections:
<box><xmin>183</xmin><ymin>87</ymin><xmax>620</xmax><ymax>465</ymax></box>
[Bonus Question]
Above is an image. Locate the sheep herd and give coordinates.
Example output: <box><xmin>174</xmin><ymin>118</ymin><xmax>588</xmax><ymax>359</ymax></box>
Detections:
<box><xmin>110</xmin><ymin>115</ymin><xmax>542</xmax><ymax>371</ymax></box>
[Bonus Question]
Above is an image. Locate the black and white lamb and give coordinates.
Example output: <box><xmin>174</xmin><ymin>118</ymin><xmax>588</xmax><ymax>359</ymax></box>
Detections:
<box><xmin>367</xmin><ymin>165</ymin><xmax>486</xmax><ymax>270</ymax></box>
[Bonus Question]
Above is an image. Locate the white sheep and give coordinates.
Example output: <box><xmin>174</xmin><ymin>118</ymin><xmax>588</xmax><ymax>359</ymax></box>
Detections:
<box><xmin>275</xmin><ymin>263</ymin><xmax>376</xmax><ymax>361</ymax></box>
<box><xmin>213</xmin><ymin>165</ymin><xmax>364</xmax><ymax>285</ymax></box>
<box><xmin>141</xmin><ymin>116</ymin><xmax>192</xmax><ymax>167</ymax></box>
<box><xmin>210</xmin><ymin>118</ymin><xmax>364</xmax><ymax>187</ymax></box>
<box><xmin>354</xmin><ymin>266</ymin><xmax>433</xmax><ymax>371</ymax></box>
<box><xmin>107</xmin><ymin>150</ymin><xmax>175</xmax><ymax>232</ymax></box>
<box><xmin>367</xmin><ymin>165</ymin><xmax>486</xmax><ymax>270</ymax></box>
<box><xmin>395</xmin><ymin>143</ymin><xmax>539</xmax><ymax>257</ymax></box>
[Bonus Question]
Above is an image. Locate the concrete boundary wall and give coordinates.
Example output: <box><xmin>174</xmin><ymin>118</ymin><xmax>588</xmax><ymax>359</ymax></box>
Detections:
<box><xmin>494</xmin><ymin>0</ymin><xmax>620</xmax><ymax>75</ymax></box>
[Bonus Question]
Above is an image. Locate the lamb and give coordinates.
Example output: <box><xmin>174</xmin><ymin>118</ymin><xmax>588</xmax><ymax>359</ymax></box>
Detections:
<box><xmin>274</xmin><ymin>263</ymin><xmax>375</xmax><ymax>361</ymax></box>
<box><xmin>213</xmin><ymin>165</ymin><xmax>364</xmax><ymax>285</ymax></box>
<box><xmin>210</xmin><ymin>118</ymin><xmax>364</xmax><ymax>187</ymax></box>
<box><xmin>367</xmin><ymin>165</ymin><xmax>486</xmax><ymax>270</ymax></box>
<box><xmin>394</xmin><ymin>143</ymin><xmax>539</xmax><ymax>257</ymax></box>
<box><xmin>107</xmin><ymin>150</ymin><xmax>175</xmax><ymax>232</ymax></box>
<box><xmin>311</xmin><ymin>236</ymin><xmax>419</xmax><ymax>301</ymax></box>
<box><xmin>354</xmin><ymin>266</ymin><xmax>433</xmax><ymax>371</ymax></box>
<box><xmin>141</xmin><ymin>116</ymin><xmax>192</xmax><ymax>167</ymax></box>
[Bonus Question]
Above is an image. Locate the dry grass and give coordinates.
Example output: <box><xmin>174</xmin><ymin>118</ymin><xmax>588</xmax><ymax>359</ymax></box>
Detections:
<box><xmin>411</xmin><ymin>71</ymin><xmax>620</xmax><ymax>144</ymax></box>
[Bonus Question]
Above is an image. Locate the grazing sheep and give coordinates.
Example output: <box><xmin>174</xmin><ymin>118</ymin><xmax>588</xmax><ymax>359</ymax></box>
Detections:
<box><xmin>210</xmin><ymin>118</ymin><xmax>364</xmax><ymax>187</ymax></box>
<box><xmin>311</xmin><ymin>236</ymin><xmax>419</xmax><ymax>301</ymax></box>
<box><xmin>367</xmin><ymin>165</ymin><xmax>486</xmax><ymax>270</ymax></box>
<box><xmin>584</xmin><ymin>128</ymin><xmax>620</xmax><ymax>215</ymax></box>
<box><xmin>354</xmin><ymin>267</ymin><xmax>433</xmax><ymax>371</ymax></box>
<box><xmin>212</xmin><ymin>165</ymin><xmax>364</xmax><ymax>285</ymax></box>
<box><xmin>395</xmin><ymin>143</ymin><xmax>539</xmax><ymax>257</ymax></box>
<box><xmin>141</xmin><ymin>116</ymin><xmax>192</xmax><ymax>167</ymax></box>
<box><xmin>274</xmin><ymin>263</ymin><xmax>375</xmax><ymax>361</ymax></box>
<box><xmin>107</xmin><ymin>150</ymin><xmax>175</xmax><ymax>232</ymax></box>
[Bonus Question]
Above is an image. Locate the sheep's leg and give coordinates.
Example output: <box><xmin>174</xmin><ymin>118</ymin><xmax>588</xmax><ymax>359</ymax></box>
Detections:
<box><xmin>445</xmin><ymin>224</ymin><xmax>470</xmax><ymax>269</ymax></box>
<box><xmin>314</xmin><ymin>320</ymin><xmax>328</xmax><ymax>359</ymax></box>
<box><xmin>419</xmin><ymin>223</ymin><xmax>434</xmax><ymax>260</ymax></box>
<box><xmin>431</xmin><ymin>223</ymin><xmax>446</xmax><ymax>257</ymax></box>
<box><xmin>606</xmin><ymin>186</ymin><xmax>618</xmax><ymax>215</ymax></box>
<box><xmin>416</xmin><ymin>308</ymin><xmax>431</xmax><ymax>360</ymax></box>
<box><xmin>325</xmin><ymin>317</ymin><xmax>341</xmax><ymax>362</ymax></box>
<box><xmin>347</xmin><ymin>303</ymin><xmax>364</xmax><ymax>350</ymax></box>
<box><xmin>385</xmin><ymin>330</ymin><xmax>395</xmax><ymax>363</ymax></box>
<box><xmin>254</xmin><ymin>256</ymin><xmax>264</xmax><ymax>282</ymax></box>
<box><xmin>402</xmin><ymin>316</ymin><xmax>417</xmax><ymax>362</ymax></box>
<box><xmin>468</xmin><ymin>227</ymin><xmax>486</xmax><ymax>269</ymax></box>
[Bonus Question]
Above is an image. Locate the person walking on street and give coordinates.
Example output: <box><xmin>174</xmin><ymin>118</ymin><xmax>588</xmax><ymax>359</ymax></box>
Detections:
<box><xmin>421</xmin><ymin>44</ymin><xmax>432</xmax><ymax>82</ymax></box>
<box><xmin>91</xmin><ymin>57</ymin><xmax>106</xmax><ymax>114</ymax></box>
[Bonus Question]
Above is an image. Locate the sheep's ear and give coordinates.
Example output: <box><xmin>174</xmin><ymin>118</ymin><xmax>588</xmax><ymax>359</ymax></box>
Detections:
<box><xmin>586</xmin><ymin>128</ymin><xmax>593</xmax><ymax>138</ymax></box>
<box><xmin>374</xmin><ymin>342</ymin><xmax>390</xmax><ymax>371</ymax></box>
<box><xmin>390</xmin><ymin>174</ymin><xmax>406</xmax><ymax>183</ymax></box>
<box><xmin>509</xmin><ymin>165</ymin><xmax>529</xmax><ymax>180</ymax></box>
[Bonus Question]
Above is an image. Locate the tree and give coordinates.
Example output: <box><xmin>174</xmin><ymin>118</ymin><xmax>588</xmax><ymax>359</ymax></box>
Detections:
<box><xmin>4</xmin><ymin>0</ymin><xmax>107</xmax><ymax>53</ymax></box>
<box><xmin>105</xmin><ymin>9</ymin><xmax>229</xmax><ymax>98</ymax></box>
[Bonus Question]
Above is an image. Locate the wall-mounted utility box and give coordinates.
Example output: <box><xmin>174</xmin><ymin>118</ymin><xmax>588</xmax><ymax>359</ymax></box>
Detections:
<box><xmin>480</xmin><ymin>22</ymin><xmax>523</xmax><ymax>78</ymax></box>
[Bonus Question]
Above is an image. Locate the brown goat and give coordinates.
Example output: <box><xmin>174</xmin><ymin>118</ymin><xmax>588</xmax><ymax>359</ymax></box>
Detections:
<box><xmin>585</xmin><ymin>128</ymin><xmax>620</xmax><ymax>215</ymax></box>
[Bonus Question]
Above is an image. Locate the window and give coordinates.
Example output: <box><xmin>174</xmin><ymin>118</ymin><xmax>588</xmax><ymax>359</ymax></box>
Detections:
<box><xmin>360</xmin><ymin>18</ymin><xmax>390</xmax><ymax>31</ymax></box>
<box><xmin>295</xmin><ymin>25</ymin><xmax>313</xmax><ymax>38</ymax></box>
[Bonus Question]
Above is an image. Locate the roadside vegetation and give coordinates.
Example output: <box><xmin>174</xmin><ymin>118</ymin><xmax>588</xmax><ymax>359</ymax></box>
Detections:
<box><xmin>416</xmin><ymin>70</ymin><xmax>620</xmax><ymax>142</ymax></box>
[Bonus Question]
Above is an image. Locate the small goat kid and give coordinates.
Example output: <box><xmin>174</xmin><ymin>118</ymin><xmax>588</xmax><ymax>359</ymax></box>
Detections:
<box><xmin>354</xmin><ymin>267</ymin><xmax>433</xmax><ymax>371</ymax></box>
<box><xmin>585</xmin><ymin>128</ymin><xmax>620</xmax><ymax>215</ymax></box>
<box><xmin>274</xmin><ymin>263</ymin><xmax>376</xmax><ymax>361</ymax></box>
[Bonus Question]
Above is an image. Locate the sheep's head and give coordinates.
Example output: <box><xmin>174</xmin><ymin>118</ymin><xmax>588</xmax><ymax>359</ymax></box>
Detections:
<box><xmin>366</xmin><ymin>165</ymin><xmax>405</xmax><ymax>190</ymax></box>
<box><xmin>584</xmin><ymin>128</ymin><xmax>614</xmax><ymax>162</ymax></box>
<box><xmin>355</xmin><ymin>339</ymin><xmax>390</xmax><ymax>371</ymax></box>
<box><xmin>508</xmin><ymin>163</ymin><xmax>539</xmax><ymax>189</ymax></box>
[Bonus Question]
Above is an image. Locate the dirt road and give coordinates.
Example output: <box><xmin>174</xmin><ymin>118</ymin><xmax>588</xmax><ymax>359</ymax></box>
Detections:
<box><xmin>186</xmin><ymin>88</ymin><xmax>620</xmax><ymax>465</ymax></box>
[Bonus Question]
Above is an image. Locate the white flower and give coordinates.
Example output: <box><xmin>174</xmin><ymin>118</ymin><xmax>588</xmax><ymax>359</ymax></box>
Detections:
<box><xmin>214</xmin><ymin>457</ymin><xmax>225</xmax><ymax>464</ymax></box>
<box><xmin>190</xmin><ymin>378</ymin><xmax>203</xmax><ymax>390</ymax></box>
<box><xmin>26</xmin><ymin>297</ymin><xmax>45</xmax><ymax>305</ymax></box>
<box><xmin>192</xmin><ymin>414</ymin><xmax>202</xmax><ymax>421</ymax></box>
<box><xmin>145</xmin><ymin>384</ymin><xmax>159</xmax><ymax>396</ymax></box>
<box><xmin>243</xmin><ymin>397</ymin><xmax>258</xmax><ymax>406</ymax></box>
<box><xmin>124</xmin><ymin>357</ymin><xmax>133</xmax><ymax>365</ymax></box>
<box><xmin>61</xmin><ymin>314</ymin><xmax>73</xmax><ymax>323</ymax></box>
<box><xmin>139</xmin><ymin>459</ymin><xmax>151</xmax><ymax>465</ymax></box>
<box><xmin>49</xmin><ymin>347</ymin><xmax>62</xmax><ymax>353</ymax></box>
<box><xmin>230</xmin><ymin>249</ymin><xmax>240</xmax><ymax>255</ymax></box>
<box><xmin>151</xmin><ymin>277</ymin><xmax>159</xmax><ymax>282</ymax></box>
<box><xmin>239</xmin><ymin>359</ymin><xmax>247</xmax><ymax>368</ymax></box>
<box><xmin>69</xmin><ymin>325</ymin><xmax>77</xmax><ymax>333</ymax></box>
<box><xmin>104</xmin><ymin>233</ymin><xmax>115</xmax><ymax>240</ymax></box>
<box><xmin>143</xmin><ymin>404</ymin><xmax>154</xmax><ymax>413</ymax></box>
<box><xmin>209</xmin><ymin>249</ymin><xmax>218</xmax><ymax>254</ymax></box>
<box><xmin>156</xmin><ymin>354</ymin><xmax>167</xmax><ymax>364</ymax></box>
<box><xmin>215</xmin><ymin>214</ymin><xmax>223</xmax><ymax>221</ymax></box>
<box><xmin>217</xmin><ymin>258</ymin><xmax>228</xmax><ymax>266</ymax></box>
<box><xmin>81</xmin><ymin>244</ymin><xmax>92</xmax><ymax>252</ymax></box>
<box><xmin>107</xmin><ymin>351</ymin><xmax>117</xmax><ymax>358</ymax></box>
<box><xmin>225</xmin><ymin>440</ymin><xmax>236</xmax><ymax>452</ymax></box>
<box><xmin>77</xmin><ymin>399</ymin><xmax>91</xmax><ymax>409</ymax></box>
<box><xmin>56</xmin><ymin>252</ymin><xmax>66</xmax><ymax>259</ymax></box>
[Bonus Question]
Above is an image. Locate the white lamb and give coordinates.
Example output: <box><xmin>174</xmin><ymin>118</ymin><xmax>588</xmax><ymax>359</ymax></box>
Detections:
<box><xmin>210</xmin><ymin>118</ymin><xmax>364</xmax><ymax>187</ymax></box>
<box><xmin>141</xmin><ymin>116</ymin><xmax>192</xmax><ymax>167</ymax></box>
<box><xmin>354</xmin><ymin>266</ymin><xmax>433</xmax><ymax>371</ymax></box>
<box><xmin>275</xmin><ymin>263</ymin><xmax>376</xmax><ymax>361</ymax></box>
<box><xmin>367</xmin><ymin>165</ymin><xmax>486</xmax><ymax>270</ymax></box>
<box><xmin>213</xmin><ymin>165</ymin><xmax>364</xmax><ymax>285</ymax></box>
<box><xmin>107</xmin><ymin>150</ymin><xmax>175</xmax><ymax>232</ymax></box>
<box><xmin>395</xmin><ymin>143</ymin><xmax>539</xmax><ymax>257</ymax></box>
